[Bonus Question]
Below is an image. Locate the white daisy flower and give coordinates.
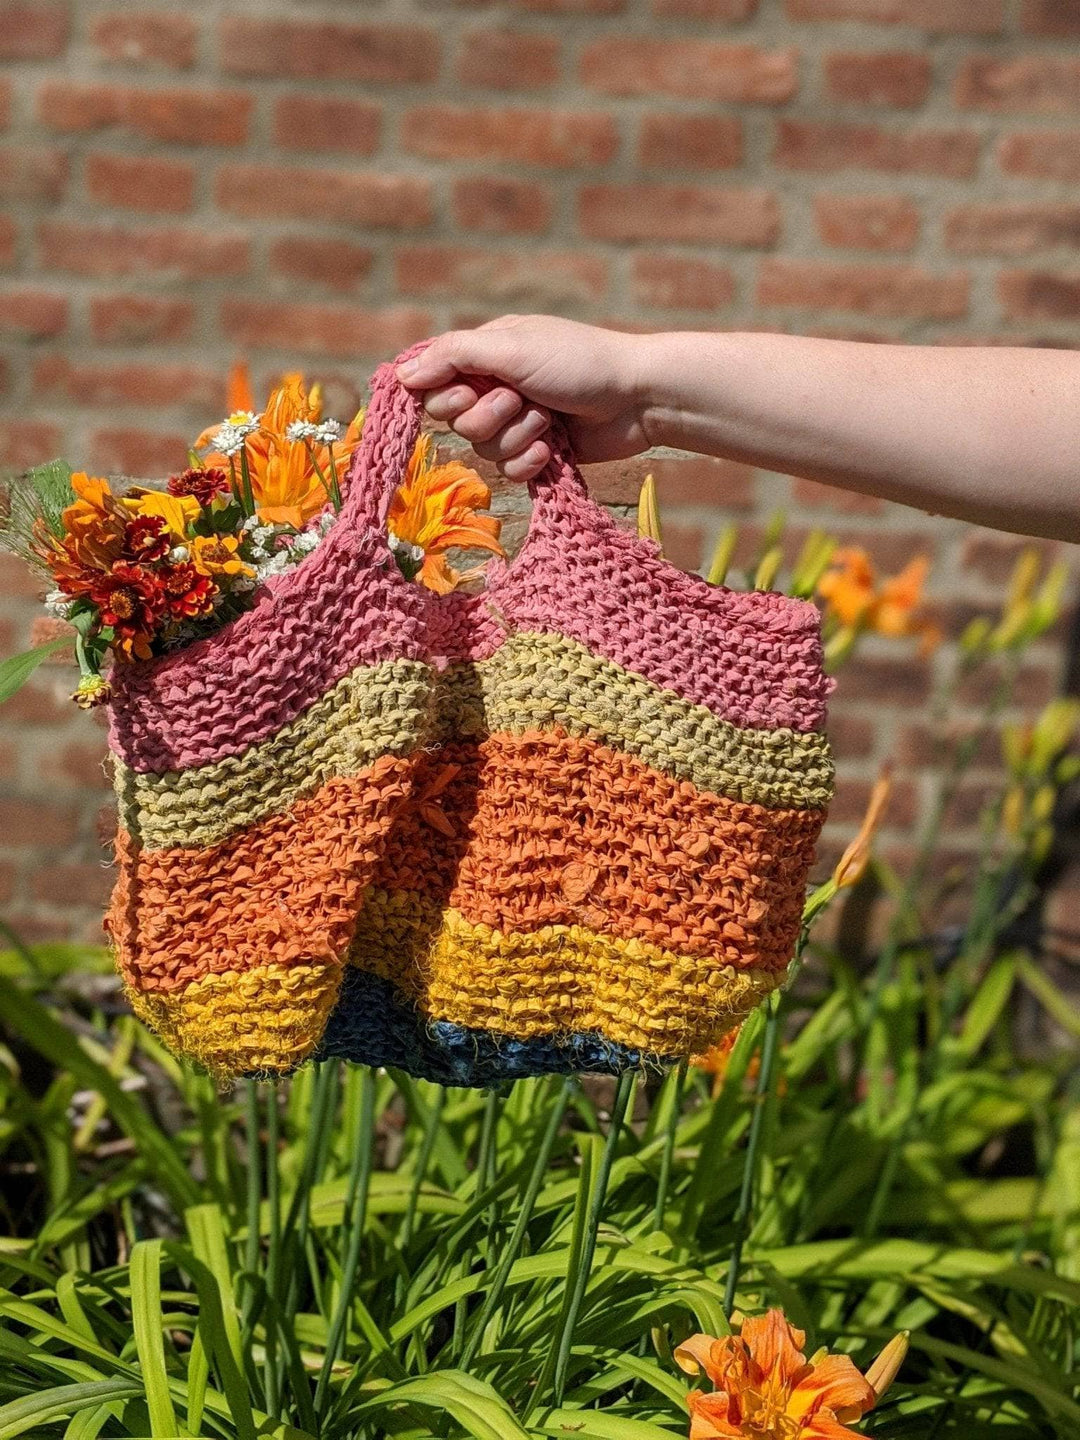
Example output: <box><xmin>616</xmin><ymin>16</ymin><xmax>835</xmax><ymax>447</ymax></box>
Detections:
<box><xmin>211</xmin><ymin>424</ymin><xmax>245</xmax><ymax>458</ymax></box>
<box><xmin>315</xmin><ymin>419</ymin><xmax>342</xmax><ymax>445</ymax></box>
<box><xmin>285</xmin><ymin>420</ymin><xmax>318</xmax><ymax>443</ymax></box>
<box><xmin>44</xmin><ymin>590</ymin><xmax>71</xmax><ymax>619</ymax></box>
<box><xmin>388</xmin><ymin>531</ymin><xmax>424</xmax><ymax>566</ymax></box>
<box><xmin>225</xmin><ymin>410</ymin><xmax>261</xmax><ymax>437</ymax></box>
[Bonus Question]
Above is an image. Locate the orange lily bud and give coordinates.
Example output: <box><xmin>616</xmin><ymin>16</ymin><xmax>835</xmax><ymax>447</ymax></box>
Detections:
<box><xmin>865</xmin><ymin>1331</ymin><xmax>910</xmax><ymax>1401</ymax></box>
<box><xmin>833</xmin><ymin>765</ymin><xmax>892</xmax><ymax>892</ymax></box>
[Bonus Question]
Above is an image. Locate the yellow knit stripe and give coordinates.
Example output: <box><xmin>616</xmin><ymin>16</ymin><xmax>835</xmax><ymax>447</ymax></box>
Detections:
<box><xmin>350</xmin><ymin>893</ymin><xmax>781</xmax><ymax>1056</ymax></box>
<box><xmin>125</xmin><ymin>962</ymin><xmax>342</xmax><ymax>1078</ymax></box>
<box><xmin>116</xmin><ymin>630</ymin><xmax>832</xmax><ymax>851</ymax></box>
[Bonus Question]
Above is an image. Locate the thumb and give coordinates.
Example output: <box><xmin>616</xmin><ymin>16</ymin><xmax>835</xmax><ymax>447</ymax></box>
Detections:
<box><xmin>395</xmin><ymin>327</ymin><xmax>518</xmax><ymax>390</ymax></box>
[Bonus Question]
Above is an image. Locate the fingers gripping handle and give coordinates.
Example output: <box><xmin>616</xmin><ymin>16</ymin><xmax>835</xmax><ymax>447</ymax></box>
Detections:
<box><xmin>341</xmin><ymin>339</ymin><xmax>587</xmax><ymax>537</ymax></box>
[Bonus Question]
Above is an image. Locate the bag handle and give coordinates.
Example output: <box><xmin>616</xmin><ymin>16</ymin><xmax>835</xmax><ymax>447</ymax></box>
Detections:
<box><xmin>339</xmin><ymin>339</ymin><xmax>589</xmax><ymax>538</ymax></box>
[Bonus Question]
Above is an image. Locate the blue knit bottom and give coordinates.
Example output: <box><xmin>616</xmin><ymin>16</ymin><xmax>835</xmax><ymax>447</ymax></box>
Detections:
<box><xmin>313</xmin><ymin>966</ymin><xmax>667</xmax><ymax>1087</ymax></box>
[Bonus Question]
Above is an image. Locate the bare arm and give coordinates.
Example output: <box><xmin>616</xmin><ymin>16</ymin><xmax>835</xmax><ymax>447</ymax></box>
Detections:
<box><xmin>396</xmin><ymin>316</ymin><xmax>1080</xmax><ymax>542</ymax></box>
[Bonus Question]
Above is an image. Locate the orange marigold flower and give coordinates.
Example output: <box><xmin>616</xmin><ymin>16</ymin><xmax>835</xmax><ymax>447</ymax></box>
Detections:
<box><xmin>121</xmin><ymin>514</ymin><xmax>170</xmax><ymax>564</ymax></box>
<box><xmin>190</xmin><ymin>533</ymin><xmax>252</xmax><ymax>579</ymax></box>
<box><xmin>817</xmin><ymin>548</ymin><xmax>941</xmax><ymax>656</ymax></box>
<box><xmin>48</xmin><ymin>471</ymin><xmax>127</xmax><ymax>575</ymax></box>
<box><xmin>388</xmin><ymin>434</ymin><xmax>504</xmax><ymax>594</ymax></box>
<box><xmin>676</xmin><ymin>1311</ymin><xmax>878</xmax><ymax>1440</ymax></box>
<box><xmin>87</xmin><ymin>563</ymin><xmax>168</xmax><ymax>662</ymax></box>
<box><xmin>160</xmin><ymin>560</ymin><xmax>217</xmax><ymax>620</ymax></box>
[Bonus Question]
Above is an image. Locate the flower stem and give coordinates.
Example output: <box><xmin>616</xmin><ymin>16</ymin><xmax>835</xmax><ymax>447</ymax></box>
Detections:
<box><xmin>723</xmin><ymin>995</ymin><xmax>781</xmax><ymax>1318</ymax></box>
<box><xmin>325</xmin><ymin>440</ymin><xmax>343</xmax><ymax>512</ymax></box>
<box><xmin>304</xmin><ymin>442</ymin><xmax>340</xmax><ymax>513</ymax></box>
<box><xmin>238</xmin><ymin>446</ymin><xmax>256</xmax><ymax>518</ymax></box>
<box><xmin>241</xmin><ymin>1080</ymin><xmax>261</xmax><ymax>1335</ymax></box>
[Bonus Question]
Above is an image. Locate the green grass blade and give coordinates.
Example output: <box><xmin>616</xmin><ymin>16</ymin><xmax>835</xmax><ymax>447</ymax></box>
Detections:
<box><xmin>0</xmin><ymin>1380</ymin><xmax>142</xmax><ymax>1440</ymax></box>
<box><xmin>129</xmin><ymin>1240</ymin><xmax>178</xmax><ymax>1437</ymax></box>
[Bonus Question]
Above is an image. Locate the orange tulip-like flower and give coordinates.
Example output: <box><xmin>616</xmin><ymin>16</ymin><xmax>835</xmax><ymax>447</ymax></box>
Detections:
<box><xmin>817</xmin><ymin>549</ymin><xmax>941</xmax><ymax>656</ymax></box>
<box><xmin>675</xmin><ymin>1311</ymin><xmax>878</xmax><ymax>1440</ymax></box>
<box><xmin>388</xmin><ymin>434</ymin><xmax>504</xmax><ymax>594</ymax></box>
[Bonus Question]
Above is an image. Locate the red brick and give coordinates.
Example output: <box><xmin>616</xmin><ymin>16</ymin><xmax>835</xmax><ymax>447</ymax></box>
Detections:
<box><xmin>1022</xmin><ymin>0</ymin><xmax>1080</xmax><ymax>34</ymax></box>
<box><xmin>638</xmin><ymin>115</ymin><xmax>742</xmax><ymax>171</ymax></box>
<box><xmin>0</xmin><ymin>861</ymin><xmax>14</xmax><ymax>904</ymax></box>
<box><xmin>831</xmin><ymin>777</ymin><xmax>916</xmax><ymax>828</ymax></box>
<box><xmin>947</xmin><ymin>203</ymin><xmax>1080</xmax><ymax>257</ymax></box>
<box><xmin>581</xmin><ymin>39</ymin><xmax>797</xmax><ymax>104</ymax></box>
<box><xmin>215</xmin><ymin>165</ymin><xmax>431</xmax><ymax>230</ymax></box>
<box><xmin>0</xmin><ymin>215</ymin><xmax>15</xmax><ymax>266</ymax></box>
<box><xmin>833</xmin><ymin>655</ymin><xmax>932</xmax><ymax>704</ymax></box>
<box><xmin>896</xmin><ymin>721</ymin><xmax>999</xmax><ymax>769</ymax></box>
<box><xmin>28</xmin><ymin>615</ymin><xmax>74</xmax><ymax>662</ymax></box>
<box><xmin>776</xmin><ymin>120</ymin><xmax>979</xmax><ymax>178</ymax></box>
<box><xmin>515</xmin><ymin>0</ymin><xmax>624</xmax><ymax>9</ymax></box>
<box><xmin>650</xmin><ymin>456</ymin><xmax>755</xmax><ymax>508</ymax></box>
<box><xmin>957</xmin><ymin>57</ymin><xmax>1080</xmax><ymax>113</ymax></box>
<box><xmin>86</xmin><ymin>153</ymin><xmax>195</xmax><ymax>214</ymax></box>
<box><xmin>960</xmin><ymin>531</ymin><xmax>1059</xmax><ymax>585</ymax></box>
<box><xmin>0</xmin><ymin>799</ymin><xmax>79</xmax><ymax>847</ymax></box>
<box><xmin>956</xmin><ymin>662</ymin><xmax>1056</xmax><ymax>711</ymax></box>
<box><xmin>652</xmin><ymin>0</ymin><xmax>758</xmax><ymax>15</ymax></box>
<box><xmin>403</xmin><ymin>105</ymin><xmax>616</xmax><ymax>167</ymax></box>
<box><xmin>33</xmin><ymin>355</ymin><xmax>220</xmax><ymax>408</ymax></box>
<box><xmin>0</xmin><ymin>419</ymin><xmax>63</xmax><ymax>468</ymax></box>
<box><xmin>89</xmin><ymin>294</ymin><xmax>193</xmax><ymax>343</ymax></box>
<box><xmin>38</xmin><ymin>220</ymin><xmax>249</xmax><ymax>278</ymax></box>
<box><xmin>452</xmin><ymin>176</ymin><xmax>552</xmax><ymax>234</ymax></box>
<box><xmin>0</xmin><ymin>289</ymin><xmax>66</xmax><ymax>338</ymax></box>
<box><xmin>758</xmin><ymin>258</ymin><xmax>968</xmax><ymax>320</ymax></box>
<box><xmin>815</xmin><ymin>195</ymin><xmax>919</xmax><ymax>252</ymax></box>
<box><xmin>38</xmin><ymin>81</ymin><xmax>252</xmax><ymax>145</ymax></box>
<box><xmin>456</xmin><ymin>29</ymin><xmax>560</xmax><ymax>90</ymax></box>
<box><xmin>0</xmin><ymin>146</ymin><xmax>67</xmax><ymax>202</ymax></box>
<box><xmin>0</xmin><ymin>78</ymin><xmax>11</xmax><ymax>129</ymax></box>
<box><xmin>268</xmin><ymin>237</ymin><xmax>375</xmax><ymax>291</ymax></box>
<box><xmin>395</xmin><ymin>244</ymin><xmax>607</xmax><ymax>306</ymax></box>
<box><xmin>657</xmin><ymin>524</ymin><xmax>705</xmax><ymax>572</ymax></box>
<box><xmin>1000</xmin><ymin>269</ymin><xmax>1080</xmax><ymax>321</ymax></box>
<box><xmin>999</xmin><ymin>131</ymin><xmax>1080</xmax><ymax>182</ymax></box>
<box><xmin>30</xmin><ymin>863</ymin><xmax>112</xmax><ymax>907</ymax></box>
<box><xmin>220</xmin><ymin>299</ymin><xmax>432</xmax><ymax>359</ymax></box>
<box><xmin>827</xmin><ymin>712</ymin><xmax>876</xmax><ymax>759</ymax></box>
<box><xmin>0</xmin><ymin>676</ymin><xmax>72</xmax><ymax>723</ymax></box>
<box><xmin>0</xmin><ymin>2</ymin><xmax>68</xmax><ymax>58</ymax></box>
<box><xmin>580</xmin><ymin>185</ymin><xmax>779</xmax><ymax>245</ymax></box>
<box><xmin>218</xmin><ymin>18</ymin><xmax>440</xmax><ymax>83</ymax></box>
<box><xmin>91</xmin><ymin>12</ymin><xmax>197</xmax><ymax>68</ymax></box>
<box><xmin>792</xmin><ymin>476</ymin><xmax>886</xmax><ymax>514</ymax></box>
<box><xmin>825</xmin><ymin>51</ymin><xmax>931</xmax><ymax>108</ymax></box>
<box><xmin>50</xmin><ymin>741</ymin><xmax>111</xmax><ymax>790</ymax></box>
<box><xmin>272</xmin><ymin>96</ymin><xmax>381</xmax><ymax>156</ymax></box>
<box><xmin>631</xmin><ymin>253</ymin><xmax>736</xmax><ymax>310</ymax></box>
<box><xmin>88</xmin><ymin>427</ymin><xmax>190</xmax><ymax>476</ymax></box>
<box><xmin>786</xmin><ymin>0</ymin><xmax>1003</xmax><ymax>29</ymax></box>
<box><xmin>573</xmin><ymin>456</ymin><xmax>653</xmax><ymax>506</ymax></box>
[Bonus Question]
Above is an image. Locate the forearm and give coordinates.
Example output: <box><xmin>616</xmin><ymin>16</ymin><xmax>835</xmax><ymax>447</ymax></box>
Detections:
<box><xmin>635</xmin><ymin>331</ymin><xmax>1080</xmax><ymax>542</ymax></box>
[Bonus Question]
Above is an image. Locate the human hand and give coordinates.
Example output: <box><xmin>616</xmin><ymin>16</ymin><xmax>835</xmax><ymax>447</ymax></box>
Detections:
<box><xmin>395</xmin><ymin>315</ymin><xmax>651</xmax><ymax>482</ymax></box>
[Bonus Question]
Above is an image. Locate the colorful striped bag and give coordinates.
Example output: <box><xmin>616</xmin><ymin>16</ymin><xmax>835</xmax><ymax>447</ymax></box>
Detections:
<box><xmin>105</xmin><ymin>343</ymin><xmax>834</xmax><ymax>1086</ymax></box>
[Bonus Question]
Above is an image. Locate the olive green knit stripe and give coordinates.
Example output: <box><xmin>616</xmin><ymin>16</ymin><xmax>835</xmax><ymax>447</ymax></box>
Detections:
<box><xmin>113</xmin><ymin>657</ymin><xmax>432</xmax><ymax>851</ymax></box>
<box><xmin>114</xmin><ymin>630</ymin><xmax>833</xmax><ymax>852</ymax></box>
<box><xmin>436</xmin><ymin>630</ymin><xmax>834</xmax><ymax>812</ymax></box>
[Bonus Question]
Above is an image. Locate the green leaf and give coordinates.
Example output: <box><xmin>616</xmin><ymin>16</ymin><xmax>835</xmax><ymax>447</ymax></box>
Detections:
<box><xmin>537</xmin><ymin>1413</ymin><xmax>683</xmax><ymax>1440</ymax></box>
<box><xmin>129</xmin><ymin>1241</ymin><xmax>178</xmax><ymax>1438</ymax></box>
<box><xmin>359</xmin><ymin>1371</ymin><xmax>532</xmax><ymax>1440</ymax></box>
<box><xmin>0</xmin><ymin>639</ymin><xmax>70</xmax><ymax>705</ymax></box>
<box><xmin>0</xmin><ymin>1379</ymin><xmax>141</xmax><ymax>1440</ymax></box>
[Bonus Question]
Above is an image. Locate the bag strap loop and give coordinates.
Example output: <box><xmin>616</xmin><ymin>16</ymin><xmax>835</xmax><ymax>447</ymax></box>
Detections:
<box><xmin>340</xmin><ymin>339</ymin><xmax>589</xmax><ymax>538</ymax></box>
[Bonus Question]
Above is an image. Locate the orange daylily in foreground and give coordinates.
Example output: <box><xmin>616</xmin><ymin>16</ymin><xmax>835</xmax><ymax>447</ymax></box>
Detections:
<box><xmin>676</xmin><ymin>1311</ymin><xmax>905</xmax><ymax>1439</ymax></box>
<box><xmin>388</xmin><ymin>434</ymin><xmax>504</xmax><ymax>594</ymax></box>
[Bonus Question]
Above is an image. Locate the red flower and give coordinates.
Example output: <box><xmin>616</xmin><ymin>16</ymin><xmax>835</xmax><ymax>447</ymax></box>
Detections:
<box><xmin>88</xmin><ymin>563</ymin><xmax>168</xmax><ymax>661</ymax></box>
<box><xmin>122</xmin><ymin>514</ymin><xmax>170</xmax><ymax>563</ymax></box>
<box><xmin>168</xmin><ymin>466</ymin><xmax>231</xmax><ymax>508</ymax></box>
<box><xmin>161</xmin><ymin>560</ymin><xmax>217</xmax><ymax>619</ymax></box>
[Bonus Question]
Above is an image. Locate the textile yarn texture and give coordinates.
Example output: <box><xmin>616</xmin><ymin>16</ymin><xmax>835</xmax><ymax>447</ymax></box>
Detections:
<box><xmin>103</xmin><ymin>342</ymin><xmax>835</xmax><ymax>1086</ymax></box>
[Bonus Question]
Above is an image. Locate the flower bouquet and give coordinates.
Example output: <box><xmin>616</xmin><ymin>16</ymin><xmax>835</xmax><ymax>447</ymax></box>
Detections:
<box><xmin>0</xmin><ymin>367</ymin><xmax>504</xmax><ymax>707</ymax></box>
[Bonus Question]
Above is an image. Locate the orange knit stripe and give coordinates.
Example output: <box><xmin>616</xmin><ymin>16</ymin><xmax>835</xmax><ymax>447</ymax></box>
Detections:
<box><xmin>111</xmin><ymin>730</ymin><xmax>822</xmax><ymax>994</ymax></box>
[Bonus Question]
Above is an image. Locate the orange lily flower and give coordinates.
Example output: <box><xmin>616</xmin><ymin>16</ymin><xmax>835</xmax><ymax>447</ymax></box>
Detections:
<box><xmin>388</xmin><ymin>434</ymin><xmax>504</xmax><ymax>594</ymax></box>
<box><xmin>675</xmin><ymin>1311</ymin><xmax>879</xmax><ymax>1439</ymax></box>
<box><xmin>227</xmin><ymin>359</ymin><xmax>254</xmax><ymax>414</ymax></box>
<box><xmin>817</xmin><ymin>548</ymin><xmax>941</xmax><ymax>656</ymax></box>
<box><xmin>195</xmin><ymin>372</ymin><xmax>363</xmax><ymax>528</ymax></box>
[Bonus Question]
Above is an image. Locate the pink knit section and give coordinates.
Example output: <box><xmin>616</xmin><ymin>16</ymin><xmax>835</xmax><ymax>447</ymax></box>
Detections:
<box><xmin>108</xmin><ymin>344</ymin><xmax>829</xmax><ymax>775</ymax></box>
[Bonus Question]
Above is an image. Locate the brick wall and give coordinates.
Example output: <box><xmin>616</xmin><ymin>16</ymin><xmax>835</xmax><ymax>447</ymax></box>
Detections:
<box><xmin>1</xmin><ymin>0</ymin><xmax>1078</xmax><ymax>945</ymax></box>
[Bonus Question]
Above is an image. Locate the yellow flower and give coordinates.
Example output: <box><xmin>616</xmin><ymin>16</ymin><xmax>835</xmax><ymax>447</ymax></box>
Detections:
<box><xmin>675</xmin><ymin>1311</ymin><xmax>890</xmax><ymax>1439</ymax></box>
<box><xmin>190</xmin><ymin>533</ymin><xmax>253</xmax><ymax>579</ymax></box>
<box><xmin>388</xmin><ymin>434</ymin><xmax>504</xmax><ymax>594</ymax></box>
<box><xmin>121</xmin><ymin>488</ymin><xmax>200</xmax><ymax>544</ymax></box>
<box><xmin>817</xmin><ymin>548</ymin><xmax>941</xmax><ymax>656</ymax></box>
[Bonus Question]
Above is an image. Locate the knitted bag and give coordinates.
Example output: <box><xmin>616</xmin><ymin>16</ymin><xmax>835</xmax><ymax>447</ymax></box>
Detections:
<box><xmin>105</xmin><ymin>342</ymin><xmax>834</xmax><ymax>1087</ymax></box>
